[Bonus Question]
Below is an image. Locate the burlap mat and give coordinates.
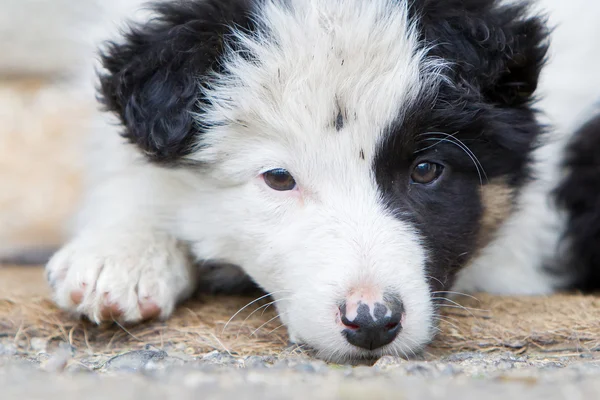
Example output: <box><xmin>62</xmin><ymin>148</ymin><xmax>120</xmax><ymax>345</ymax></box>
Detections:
<box><xmin>1</xmin><ymin>266</ymin><xmax>599</xmax><ymax>359</ymax></box>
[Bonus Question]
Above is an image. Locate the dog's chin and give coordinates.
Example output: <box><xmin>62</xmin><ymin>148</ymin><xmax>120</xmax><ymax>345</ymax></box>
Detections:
<box><xmin>287</xmin><ymin>324</ymin><xmax>430</xmax><ymax>363</ymax></box>
<box><xmin>290</xmin><ymin>338</ymin><xmax>424</xmax><ymax>364</ymax></box>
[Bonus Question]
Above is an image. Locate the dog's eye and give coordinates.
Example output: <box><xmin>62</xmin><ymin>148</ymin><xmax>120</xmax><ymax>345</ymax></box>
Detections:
<box><xmin>411</xmin><ymin>162</ymin><xmax>444</xmax><ymax>184</ymax></box>
<box><xmin>263</xmin><ymin>169</ymin><xmax>297</xmax><ymax>191</ymax></box>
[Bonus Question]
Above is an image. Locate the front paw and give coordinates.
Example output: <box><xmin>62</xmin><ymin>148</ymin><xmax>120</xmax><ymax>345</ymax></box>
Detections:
<box><xmin>46</xmin><ymin>231</ymin><xmax>196</xmax><ymax>324</ymax></box>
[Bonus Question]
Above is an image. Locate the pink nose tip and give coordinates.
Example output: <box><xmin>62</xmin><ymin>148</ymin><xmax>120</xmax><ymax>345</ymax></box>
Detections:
<box><xmin>339</xmin><ymin>298</ymin><xmax>404</xmax><ymax>351</ymax></box>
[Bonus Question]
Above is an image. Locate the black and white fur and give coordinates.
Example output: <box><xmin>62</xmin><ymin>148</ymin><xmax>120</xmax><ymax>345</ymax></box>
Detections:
<box><xmin>44</xmin><ymin>0</ymin><xmax>600</xmax><ymax>362</ymax></box>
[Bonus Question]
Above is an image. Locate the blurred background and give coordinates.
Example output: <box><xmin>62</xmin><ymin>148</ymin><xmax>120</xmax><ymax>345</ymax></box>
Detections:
<box><xmin>0</xmin><ymin>0</ymin><xmax>599</xmax><ymax>263</ymax></box>
<box><xmin>0</xmin><ymin>0</ymin><xmax>150</xmax><ymax>261</ymax></box>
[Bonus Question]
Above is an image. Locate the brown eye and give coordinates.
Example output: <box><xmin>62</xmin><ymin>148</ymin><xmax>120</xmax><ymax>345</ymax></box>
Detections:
<box><xmin>411</xmin><ymin>162</ymin><xmax>444</xmax><ymax>184</ymax></box>
<box><xmin>263</xmin><ymin>169</ymin><xmax>297</xmax><ymax>191</ymax></box>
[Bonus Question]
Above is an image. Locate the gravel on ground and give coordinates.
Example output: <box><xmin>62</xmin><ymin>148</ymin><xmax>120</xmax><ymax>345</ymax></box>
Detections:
<box><xmin>2</xmin><ymin>337</ymin><xmax>600</xmax><ymax>400</ymax></box>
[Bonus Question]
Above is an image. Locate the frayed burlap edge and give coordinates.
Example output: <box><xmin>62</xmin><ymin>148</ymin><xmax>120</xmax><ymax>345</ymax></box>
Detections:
<box><xmin>1</xmin><ymin>266</ymin><xmax>599</xmax><ymax>359</ymax></box>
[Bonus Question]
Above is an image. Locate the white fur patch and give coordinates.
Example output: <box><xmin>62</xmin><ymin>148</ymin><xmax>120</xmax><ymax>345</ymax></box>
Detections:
<box><xmin>172</xmin><ymin>0</ymin><xmax>444</xmax><ymax>361</ymax></box>
<box><xmin>192</xmin><ymin>0</ymin><xmax>444</xmax><ymax>172</ymax></box>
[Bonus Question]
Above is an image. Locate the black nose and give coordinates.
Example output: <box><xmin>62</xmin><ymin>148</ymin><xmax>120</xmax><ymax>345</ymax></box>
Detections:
<box><xmin>340</xmin><ymin>299</ymin><xmax>403</xmax><ymax>351</ymax></box>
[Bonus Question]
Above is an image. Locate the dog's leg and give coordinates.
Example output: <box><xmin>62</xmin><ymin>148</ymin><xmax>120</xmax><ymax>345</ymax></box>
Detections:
<box><xmin>46</xmin><ymin>129</ymin><xmax>197</xmax><ymax>324</ymax></box>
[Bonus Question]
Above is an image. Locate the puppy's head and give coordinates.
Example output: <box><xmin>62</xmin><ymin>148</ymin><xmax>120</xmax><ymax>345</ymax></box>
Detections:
<box><xmin>100</xmin><ymin>0</ymin><xmax>548</xmax><ymax>361</ymax></box>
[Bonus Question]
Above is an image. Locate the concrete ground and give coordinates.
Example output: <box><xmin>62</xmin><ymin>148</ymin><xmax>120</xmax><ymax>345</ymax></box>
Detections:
<box><xmin>2</xmin><ymin>344</ymin><xmax>600</xmax><ymax>400</ymax></box>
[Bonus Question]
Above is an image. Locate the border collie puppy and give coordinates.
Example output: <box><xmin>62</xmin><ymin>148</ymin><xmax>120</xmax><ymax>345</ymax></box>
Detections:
<box><xmin>45</xmin><ymin>0</ymin><xmax>600</xmax><ymax>362</ymax></box>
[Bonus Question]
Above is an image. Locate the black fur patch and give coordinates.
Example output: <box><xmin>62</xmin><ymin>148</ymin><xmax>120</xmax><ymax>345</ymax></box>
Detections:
<box><xmin>555</xmin><ymin>112</ymin><xmax>600</xmax><ymax>292</ymax></box>
<box><xmin>335</xmin><ymin>110</ymin><xmax>344</xmax><ymax>131</ymax></box>
<box><xmin>375</xmin><ymin>0</ymin><xmax>548</xmax><ymax>292</ymax></box>
<box><xmin>98</xmin><ymin>0</ymin><xmax>255</xmax><ymax>163</ymax></box>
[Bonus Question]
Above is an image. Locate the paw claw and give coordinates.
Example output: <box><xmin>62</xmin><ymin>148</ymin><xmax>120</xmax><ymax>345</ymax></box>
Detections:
<box><xmin>101</xmin><ymin>302</ymin><xmax>124</xmax><ymax>320</ymax></box>
<box><xmin>139</xmin><ymin>301</ymin><xmax>161</xmax><ymax>320</ymax></box>
<box><xmin>70</xmin><ymin>290</ymin><xmax>84</xmax><ymax>305</ymax></box>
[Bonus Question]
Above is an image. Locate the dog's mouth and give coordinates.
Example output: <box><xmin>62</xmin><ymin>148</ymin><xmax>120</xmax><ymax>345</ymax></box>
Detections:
<box><xmin>289</xmin><ymin>338</ymin><xmax>420</xmax><ymax>364</ymax></box>
<box><xmin>287</xmin><ymin>311</ymin><xmax>429</xmax><ymax>363</ymax></box>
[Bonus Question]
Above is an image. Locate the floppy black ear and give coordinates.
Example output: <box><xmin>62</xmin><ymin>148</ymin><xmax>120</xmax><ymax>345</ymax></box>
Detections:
<box><xmin>419</xmin><ymin>0</ymin><xmax>549</xmax><ymax>107</ymax></box>
<box><xmin>98</xmin><ymin>0</ymin><xmax>252</xmax><ymax>163</ymax></box>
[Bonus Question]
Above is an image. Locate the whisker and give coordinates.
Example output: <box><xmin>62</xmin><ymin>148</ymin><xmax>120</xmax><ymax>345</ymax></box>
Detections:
<box><xmin>432</xmin><ymin>291</ymin><xmax>481</xmax><ymax>302</ymax></box>
<box><xmin>398</xmin><ymin>341</ymin><xmax>417</xmax><ymax>360</ymax></box>
<box><xmin>250</xmin><ymin>312</ymin><xmax>288</xmax><ymax>337</ymax></box>
<box><xmin>222</xmin><ymin>290</ymin><xmax>289</xmax><ymax>334</ymax></box>
<box><xmin>261</xmin><ymin>297</ymin><xmax>290</xmax><ymax>316</ymax></box>
<box><xmin>405</xmin><ymin>336</ymin><xmax>422</xmax><ymax>348</ymax></box>
<box><xmin>432</xmin><ymin>315</ymin><xmax>462</xmax><ymax>332</ymax></box>
<box><xmin>267</xmin><ymin>323</ymin><xmax>288</xmax><ymax>335</ymax></box>
<box><xmin>437</xmin><ymin>132</ymin><xmax>488</xmax><ymax>182</ymax></box>
<box><xmin>431</xmin><ymin>297</ymin><xmax>489</xmax><ymax>315</ymax></box>
<box><xmin>236</xmin><ymin>297</ymin><xmax>291</xmax><ymax>337</ymax></box>
<box><xmin>417</xmin><ymin>131</ymin><xmax>488</xmax><ymax>185</ymax></box>
<box><xmin>425</xmin><ymin>275</ymin><xmax>445</xmax><ymax>288</ymax></box>
<box><xmin>290</xmin><ymin>342</ymin><xmax>308</xmax><ymax>350</ymax></box>
<box><xmin>433</xmin><ymin>312</ymin><xmax>462</xmax><ymax>324</ymax></box>
<box><xmin>415</xmin><ymin>132</ymin><xmax>453</xmax><ymax>153</ymax></box>
<box><xmin>422</xmin><ymin>138</ymin><xmax>485</xmax><ymax>185</ymax></box>
<box><xmin>436</xmin><ymin>304</ymin><xmax>487</xmax><ymax>313</ymax></box>
<box><xmin>430</xmin><ymin>325</ymin><xmax>442</xmax><ymax>334</ymax></box>
<box><xmin>396</xmin><ymin>347</ymin><xmax>408</xmax><ymax>360</ymax></box>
